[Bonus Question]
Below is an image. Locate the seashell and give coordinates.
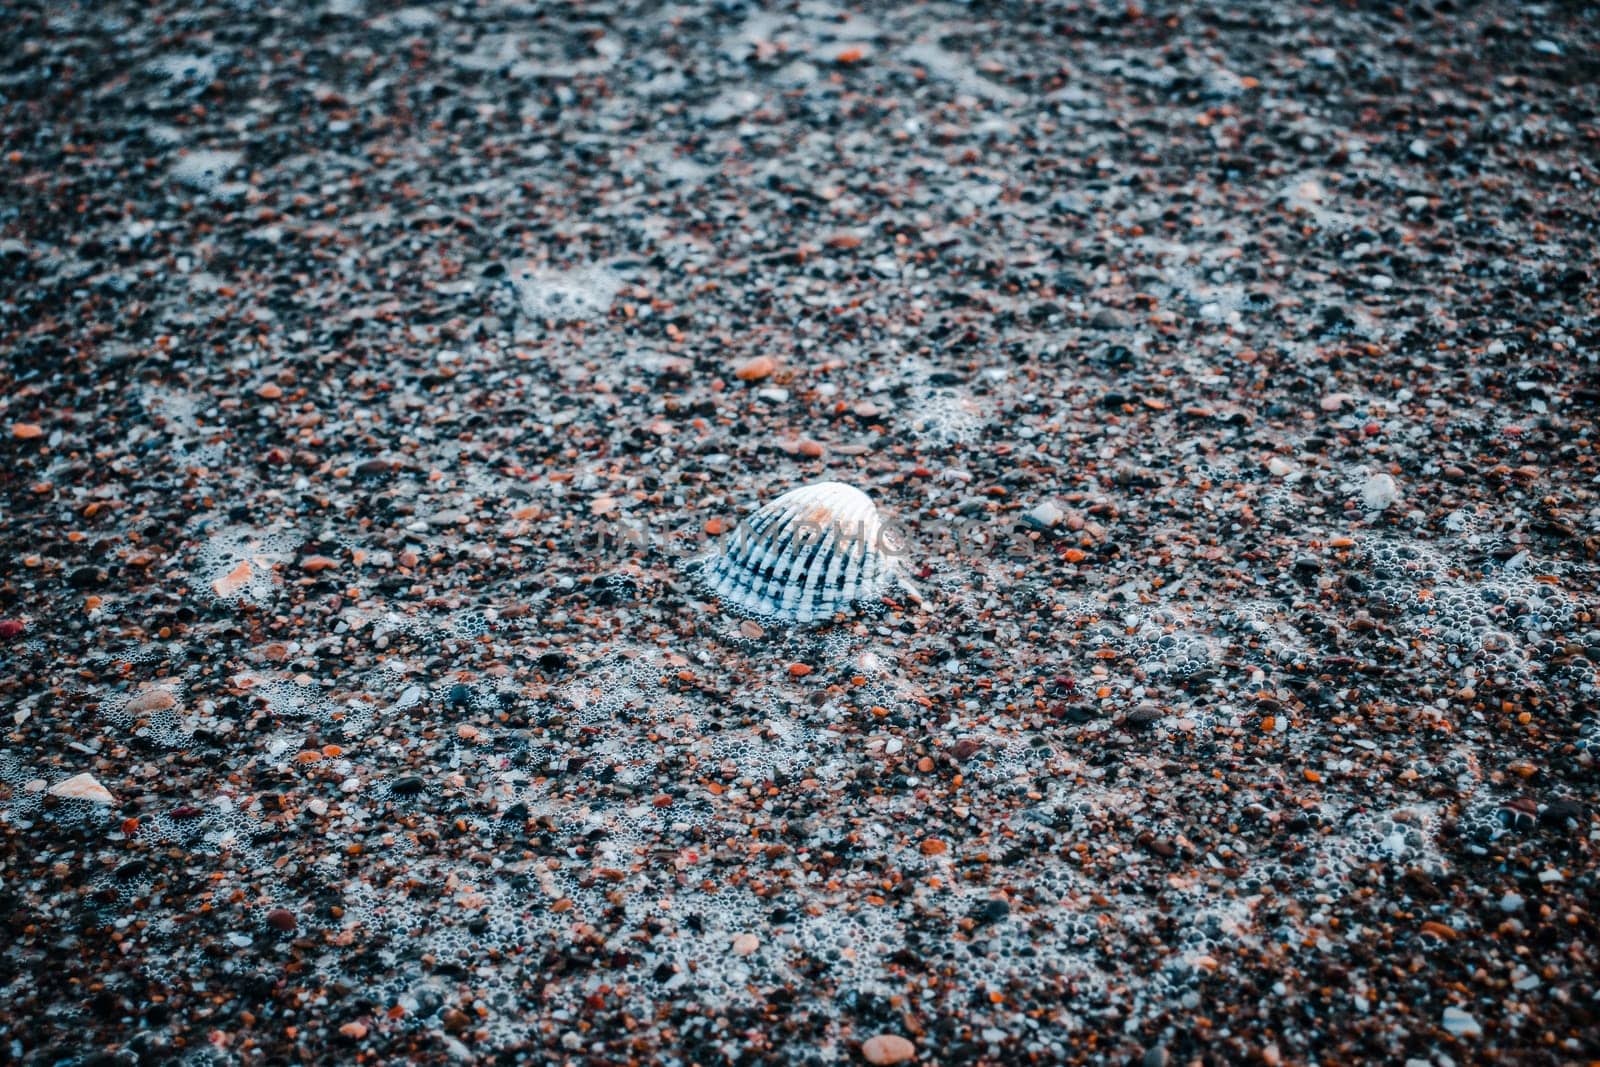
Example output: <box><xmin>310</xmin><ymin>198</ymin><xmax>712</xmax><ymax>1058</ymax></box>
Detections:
<box><xmin>698</xmin><ymin>481</ymin><xmax>906</xmax><ymax>624</ymax></box>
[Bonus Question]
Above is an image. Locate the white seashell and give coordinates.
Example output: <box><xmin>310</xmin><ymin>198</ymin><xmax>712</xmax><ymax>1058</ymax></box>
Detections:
<box><xmin>698</xmin><ymin>481</ymin><xmax>904</xmax><ymax>623</ymax></box>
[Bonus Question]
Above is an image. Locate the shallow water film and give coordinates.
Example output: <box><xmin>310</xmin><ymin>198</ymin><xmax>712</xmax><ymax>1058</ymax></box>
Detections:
<box><xmin>1</xmin><ymin>1</ymin><xmax>1597</xmax><ymax>1064</ymax></box>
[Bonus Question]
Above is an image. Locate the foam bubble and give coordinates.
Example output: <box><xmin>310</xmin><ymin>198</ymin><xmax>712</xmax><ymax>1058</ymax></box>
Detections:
<box><xmin>171</xmin><ymin>149</ymin><xmax>243</xmax><ymax>192</ymax></box>
<box><xmin>509</xmin><ymin>264</ymin><xmax>621</xmax><ymax>323</ymax></box>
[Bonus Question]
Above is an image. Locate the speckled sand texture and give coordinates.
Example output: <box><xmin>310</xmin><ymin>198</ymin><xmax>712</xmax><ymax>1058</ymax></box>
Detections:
<box><xmin>2</xmin><ymin>2</ymin><xmax>1598</xmax><ymax>1064</ymax></box>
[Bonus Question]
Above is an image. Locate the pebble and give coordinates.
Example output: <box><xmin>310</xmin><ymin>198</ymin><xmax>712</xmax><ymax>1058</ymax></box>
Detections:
<box><xmin>124</xmin><ymin>688</ymin><xmax>177</xmax><ymax>715</ymax></box>
<box><xmin>47</xmin><ymin>773</ymin><xmax>116</xmax><ymax>804</ymax></box>
<box><xmin>1023</xmin><ymin>500</ymin><xmax>1064</xmax><ymax>528</ymax></box>
<box><xmin>1440</xmin><ymin>1006</ymin><xmax>1481</xmax><ymax>1038</ymax></box>
<box><xmin>1125</xmin><ymin>704</ymin><xmax>1164</xmax><ymax>729</ymax></box>
<box><xmin>1361</xmin><ymin>473</ymin><xmax>1401</xmax><ymax>511</ymax></box>
<box><xmin>861</xmin><ymin>1034</ymin><xmax>917</xmax><ymax>1065</ymax></box>
<box><xmin>733</xmin><ymin>356</ymin><xmax>778</xmax><ymax>382</ymax></box>
<box><xmin>730</xmin><ymin>933</ymin><xmax>760</xmax><ymax>957</ymax></box>
<box><xmin>212</xmin><ymin>560</ymin><xmax>253</xmax><ymax>598</ymax></box>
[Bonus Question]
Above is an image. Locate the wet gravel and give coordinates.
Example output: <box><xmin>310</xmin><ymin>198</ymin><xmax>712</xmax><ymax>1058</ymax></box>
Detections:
<box><xmin>2</xmin><ymin>1</ymin><xmax>1598</xmax><ymax>1064</ymax></box>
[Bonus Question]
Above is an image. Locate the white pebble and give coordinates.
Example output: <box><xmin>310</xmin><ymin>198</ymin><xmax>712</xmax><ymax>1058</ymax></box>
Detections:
<box><xmin>1441</xmin><ymin>1006</ymin><xmax>1480</xmax><ymax>1038</ymax></box>
<box><xmin>1361</xmin><ymin>473</ymin><xmax>1401</xmax><ymax>511</ymax></box>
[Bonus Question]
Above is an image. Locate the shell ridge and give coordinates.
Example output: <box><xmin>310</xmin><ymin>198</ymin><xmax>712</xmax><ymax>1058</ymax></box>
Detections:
<box><xmin>697</xmin><ymin>480</ymin><xmax>902</xmax><ymax>624</ymax></box>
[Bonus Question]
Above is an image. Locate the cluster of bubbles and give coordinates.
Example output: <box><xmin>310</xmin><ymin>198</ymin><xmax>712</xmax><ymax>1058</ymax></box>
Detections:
<box><xmin>192</xmin><ymin>522</ymin><xmax>302</xmax><ymax>606</ymax></box>
<box><xmin>1129</xmin><ymin>607</ymin><xmax>1220</xmax><ymax>680</ymax></box>
<box><xmin>907</xmin><ymin>387</ymin><xmax>986</xmax><ymax>447</ymax></box>
<box><xmin>507</xmin><ymin>264</ymin><xmax>623</xmax><ymax>325</ymax></box>
<box><xmin>1355</xmin><ymin>531</ymin><xmax>1591</xmax><ymax>692</ymax></box>
<box><xmin>169</xmin><ymin>149</ymin><xmax>243</xmax><ymax>194</ymax></box>
<box><xmin>101</xmin><ymin>683</ymin><xmax>194</xmax><ymax>749</ymax></box>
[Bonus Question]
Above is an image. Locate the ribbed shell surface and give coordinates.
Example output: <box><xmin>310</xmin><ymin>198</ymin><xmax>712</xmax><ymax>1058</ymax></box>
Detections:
<box><xmin>700</xmin><ymin>481</ymin><xmax>896</xmax><ymax>623</ymax></box>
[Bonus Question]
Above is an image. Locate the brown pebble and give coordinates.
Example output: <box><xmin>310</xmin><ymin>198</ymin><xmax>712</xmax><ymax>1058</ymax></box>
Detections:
<box><xmin>212</xmin><ymin>560</ymin><xmax>253</xmax><ymax>598</ymax></box>
<box><xmin>862</xmin><ymin>1034</ymin><xmax>916</xmax><ymax>1065</ymax></box>
<box><xmin>266</xmin><ymin>908</ymin><xmax>297</xmax><ymax>933</ymax></box>
<box><xmin>124</xmin><ymin>688</ymin><xmax>177</xmax><ymax>715</ymax></box>
<box><xmin>734</xmin><ymin>356</ymin><xmax>778</xmax><ymax>381</ymax></box>
<box><xmin>47</xmin><ymin>773</ymin><xmax>116</xmax><ymax>805</ymax></box>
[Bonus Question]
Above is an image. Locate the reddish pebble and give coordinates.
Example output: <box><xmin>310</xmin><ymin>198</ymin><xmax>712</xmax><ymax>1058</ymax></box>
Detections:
<box><xmin>733</xmin><ymin>356</ymin><xmax>777</xmax><ymax>381</ymax></box>
<box><xmin>861</xmin><ymin>1034</ymin><xmax>916</xmax><ymax>1064</ymax></box>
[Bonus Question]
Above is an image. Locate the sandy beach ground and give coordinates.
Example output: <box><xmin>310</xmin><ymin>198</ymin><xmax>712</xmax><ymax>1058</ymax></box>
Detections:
<box><xmin>2</xmin><ymin>1</ymin><xmax>1597</xmax><ymax>1063</ymax></box>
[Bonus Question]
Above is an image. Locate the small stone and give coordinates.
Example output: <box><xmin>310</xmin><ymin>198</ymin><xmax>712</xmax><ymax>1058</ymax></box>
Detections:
<box><xmin>266</xmin><ymin>908</ymin><xmax>297</xmax><ymax>933</ymax></box>
<box><xmin>797</xmin><ymin>438</ymin><xmax>825</xmax><ymax>458</ymax></box>
<box><xmin>733</xmin><ymin>356</ymin><xmax>778</xmax><ymax>381</ymax></box>
<box><xmin>339</xmin><ymin>1021</ymin><xmax>368</xmax><ymax>1040</ymax></box>
<box><xmin>1440</xmin><ymin>1006</ymin><xmax>1480</xmax><ymax>1038</ymax></box>
<box><xmin>213</xmin><ymin>560</ymin><xmax>253</xmax><ymax>598</ymax></box>
<box><xmin>730</xmin><ymin>932</ymin><xmax>760</xmax><ymax>957</ymax></box>
<box><xmin>861</xmin><ymin>1034</ymin><xmax>916</xmax><ymax>1065</ymax></box>
<box><xmin>1539</xmin><ymin>797</ymin><xmax>1583</xmax><ymax>828</ymax></box>
<box><xmin>1361</xmin><ymin>473</ymin><xmax>1401</xmax><ymax>511</ymax></box>
<box><xmin>1023</xmin><ymin>500</ymin><xmax>1064</xmax><ymax>529</ymax></box>
<box><xmin>1125</xmin><ymin>704</ymin><xmax>1164</xmax><ymax>729</ymax></box>
<box><xmin>0</xmin><ymin>619</ymin><xmax>23</xmax><ymax>639</ymax></box>
<box><xmin>12</xmin><ymin>422</ymin><xmax>43</xmax><ymax>439</ymax></box>
<box><xmin>257</xmin><ymin>383</ymin><xmax>283</xmax><ymax>400</ymax></box>
<box><xmin>1267</xmin><ymin>457</ymin><xmax>1294</xmax><ymax>477</ymax></box>
<box><xmin>124</xmin><ymin>688</ymin><xmax>177</xmax><ymax>715</ymax></box>
<box><xmin>48</xmin><ymin>773</ymin><xmax>116</xmax><ymax>804</ymax></box>
<box><xmin>301</xmin><ymin>555</ymin><xmax>339</xmax><ymax>573</ymax></box>
<box><xmin>1320</xmin><ymin>392</ymin><xmax>1352</xmax><ymax>412</ymax></box>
